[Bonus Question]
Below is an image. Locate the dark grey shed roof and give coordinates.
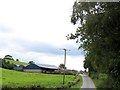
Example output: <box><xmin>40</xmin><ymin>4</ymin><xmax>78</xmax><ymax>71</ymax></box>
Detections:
<box><xmin>24</xmin><ymin>64</ymin><xmax>40</xmax><ymax>69</ymax></box>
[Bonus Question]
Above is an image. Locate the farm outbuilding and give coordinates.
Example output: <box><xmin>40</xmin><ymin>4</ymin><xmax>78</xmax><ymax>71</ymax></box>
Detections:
<box><xmin>23</xmin><ymin>64</ymin><xmax>42</xmax><ymax>72</ymax></box>
<box><xmin>4</xmin><ymin>55</ymin><xmax>13</xmax><ymax>60</ymax></box>
<box><xmin>23</xmin><ymin>63</ymin><xmax>58</xmax><ymax>73</ymax></box>
<box><xmin>38</xmin><ymin>64</ymin><xmax>58</xmax><ymax>73</ymax></box>
<box><xmin>13</xmin><ymin>65</ymin><xmax>25</xmax><ymax>71</ymax></box>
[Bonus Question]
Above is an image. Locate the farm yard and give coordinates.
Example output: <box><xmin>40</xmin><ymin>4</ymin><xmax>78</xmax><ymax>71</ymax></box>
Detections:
<box><xmin>1</xmin><ymin>68</ymin><xmax>82</xmax><ymax>89</ymax></box>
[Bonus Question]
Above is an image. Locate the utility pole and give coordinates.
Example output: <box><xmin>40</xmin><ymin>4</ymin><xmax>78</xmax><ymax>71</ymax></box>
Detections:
<box><xmin>61</xmin><ymin>48</ymin><xmax>70</xmax><ymax>85</ymax></box>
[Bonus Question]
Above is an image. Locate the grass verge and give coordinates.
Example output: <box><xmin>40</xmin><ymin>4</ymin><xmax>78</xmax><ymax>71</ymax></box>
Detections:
<box><xmin>71</xmin><ymin>75</ymin><xmax>83</xmax><ymax>88</ymax></box>
<box><xmin>90</xmin><ymin>73</ymin><xmax>111</xmax><ymax>89</ymax></box>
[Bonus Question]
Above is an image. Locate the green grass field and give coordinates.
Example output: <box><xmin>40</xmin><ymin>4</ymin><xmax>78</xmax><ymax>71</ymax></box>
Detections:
<box><xmin>4</xmin><ymin>59</ymin><xmax>28</xmax><ymax>66</ymax></box>
<box><xmin>1</xmin><ymin>68</ymin><xmax>81</xmax><ymax>88</ymax></box>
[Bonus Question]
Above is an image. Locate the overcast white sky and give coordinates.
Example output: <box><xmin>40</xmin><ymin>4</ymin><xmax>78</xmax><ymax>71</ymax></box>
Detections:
<box><xmin>0</xmin><ymin>0</ymin><xmax>85</xmax><ymax>71</ymax></box>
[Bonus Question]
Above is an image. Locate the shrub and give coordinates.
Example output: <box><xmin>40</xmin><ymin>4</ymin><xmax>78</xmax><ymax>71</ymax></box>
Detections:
<box><xmin>98</xmin><ymin>73</ymin><xmax>108</xmax><ymax>80</ymax></box>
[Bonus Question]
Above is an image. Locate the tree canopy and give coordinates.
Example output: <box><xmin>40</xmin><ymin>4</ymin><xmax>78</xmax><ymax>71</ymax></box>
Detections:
<box><xmin>67</xmin><ymin>1</ymin><xmax>120</xmax><ymax>88</ymax></box>
<box><xmin>59</xmin><ymin>64</ymin><xmax>66</xmax><ymax>69</ymax></box>
<box><xmin>28</xmin><ymin>61</ymin><xmax>35</xmax><ymax>64</ymax></box>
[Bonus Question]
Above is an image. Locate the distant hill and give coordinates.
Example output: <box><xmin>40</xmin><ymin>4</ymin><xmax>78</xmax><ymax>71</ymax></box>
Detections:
<box><xmin>4</xmin><ymin>58</ymin><xmax>28</xmax><ymax>66</ymax></box>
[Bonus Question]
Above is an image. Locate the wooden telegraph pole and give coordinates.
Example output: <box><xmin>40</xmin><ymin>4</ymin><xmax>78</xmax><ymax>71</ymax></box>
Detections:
<box><xmin>61</xmin><ymin>48</ymin><xmax>70</xmax><ymax>85</ymax></box>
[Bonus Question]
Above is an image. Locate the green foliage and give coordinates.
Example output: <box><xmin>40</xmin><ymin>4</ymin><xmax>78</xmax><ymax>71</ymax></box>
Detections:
<box><xmin>5</xmin><ymin>59</ymin><xmax>28</xmax><ymax>66</ymax></box>
<box><xmin>2</xmin><ymin>59</ymin><xmax>15</xmax><ymax>69</ymax></box>
<box><xmin>28</xmin><ymin>61</ymin><xmax>34</xmax><ymax>64</ymax></box>
<box><xmin>59</xmin><ymin>75</ymin><xmax>82</xmax><ymax>89</ymax></box>
<box><xmin>16</xmin><ymin>59</ymin><xmax>19</xmax><ymax>61</ymax></box>
<box><xmin>71</xmin><ymin>75</ymin><xmax>83</xmax><ymax>88</ymax></box>
<box><xmin>98</xmin><ymin>73</ymin><xmax>108</xmax><ymax>80</ymax></box>
<box><xmin>68</xmin><ymin>1</ymin><xmax>120</xmax><ymax>89</ymax></box>
<box><xmin>59</xmin><ymin>64</ymin><xmax>66</xmax><ymax>69</ymax></box>
<box><xmin>92</xmin><ymin>73</ymin><xmax>114</xmax><ymax>89</ymax></box>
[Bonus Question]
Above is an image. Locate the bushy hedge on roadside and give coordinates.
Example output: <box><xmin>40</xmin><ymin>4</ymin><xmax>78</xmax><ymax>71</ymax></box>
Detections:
<box><xmin>58</xmin><ymin>75</ymin><xmax>80</xmax><ymax>89</ymax></box>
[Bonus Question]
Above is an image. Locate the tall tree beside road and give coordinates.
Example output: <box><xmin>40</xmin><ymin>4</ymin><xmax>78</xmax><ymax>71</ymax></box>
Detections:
<box><xmin>59</xmin><ymin>64</ymin><xmax>66</xmax><ymax>69</ymax></box>
<box><xmin>67</xmin><ymin>1</ymin><xmax>120</xmax><ymax>88</ymax></box>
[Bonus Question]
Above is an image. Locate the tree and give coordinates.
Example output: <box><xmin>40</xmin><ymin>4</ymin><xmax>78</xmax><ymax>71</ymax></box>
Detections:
<box><xmin>16</xmin><ymin>59</ymin><xmax>19</xmax><ymax>61</ymax></box>
<box><xmin>67</xmin><ymin>1</ymin><xmax>120</xmax><ymax>88</ymax></box>
<box><xmin>59</xmin><ymin>64</ymin><xmax>66</xmax><ymax>69</ymax></box>
<box><xmin>2</xmin><ymin>59</ymin><xmax>15</xmax><ymax>69</ymax></box>
<box><xmin>28</xmin><ymin>61</ymin><xmax>34</xmax><ymax>64</ymax></box>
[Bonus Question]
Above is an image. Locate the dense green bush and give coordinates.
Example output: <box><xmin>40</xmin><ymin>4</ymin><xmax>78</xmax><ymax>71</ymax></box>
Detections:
<box><xmin>61</xmin><ymin>75</ymin><xmax>80</xmax><ymax>89</ymax></box>
<box><xmin>2</xmin><ymin>59</ymin><xmax>15</xmax><ymax>70</ymax></box>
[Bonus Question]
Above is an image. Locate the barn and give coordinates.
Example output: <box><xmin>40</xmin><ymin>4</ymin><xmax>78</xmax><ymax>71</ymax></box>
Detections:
<box><xmin>38</xmin><ymin>64</ymin><xmax>58</xmax><ymax>73</ymax></box>
<box><xmin>23</xmin><ymin>63</ymin><xmax>58</xmax><ymax>73</ymax></box>
<box><xmin>23</xmin><ymin>64</ymin><xmax>42</xmax><ymax>72</ymax></box>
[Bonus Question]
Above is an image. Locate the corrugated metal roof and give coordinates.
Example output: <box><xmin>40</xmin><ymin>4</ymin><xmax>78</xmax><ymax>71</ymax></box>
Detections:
<box><xmin>37</xmin><ymin>64</ymin><xmax>58</xmax><ymax>69</ymax></box>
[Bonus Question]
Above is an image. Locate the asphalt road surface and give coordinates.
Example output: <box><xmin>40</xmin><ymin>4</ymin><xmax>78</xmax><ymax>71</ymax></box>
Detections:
<box><xmin>80</xmin><ymin>74</ymin><xmax>96</xmax><ymax>90</ymax></box>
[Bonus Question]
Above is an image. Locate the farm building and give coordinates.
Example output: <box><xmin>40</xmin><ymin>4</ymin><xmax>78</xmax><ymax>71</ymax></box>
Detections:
<box><xmin>4</xmin><ymin>55</ymin><xmax>13</xmax><ymax>60</ymax></box>
<box><xmin>13</xmin><ymin>65</ymin><xmax>25</xmax><ymax>71</ymax></box>
<box><xmin>38</xmin><ymin>64</ymin><xmax>58</xmax><ymax>73</ymax></box>
<box><xmin>23</xmin><ymin>63</ymin><xmax>58</xmax><ymax>73</ymax></box>
<box><xmin>23</xmin><ymin>64</ymin><xmax>41</xmax><ymax>72</ymax></box>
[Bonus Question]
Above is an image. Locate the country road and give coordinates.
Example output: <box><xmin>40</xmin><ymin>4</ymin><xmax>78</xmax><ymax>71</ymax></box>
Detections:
<box><xmin>80</xmin><ymin>74</ymin><xmax>96</xmax><ymax>90</ymax></box>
